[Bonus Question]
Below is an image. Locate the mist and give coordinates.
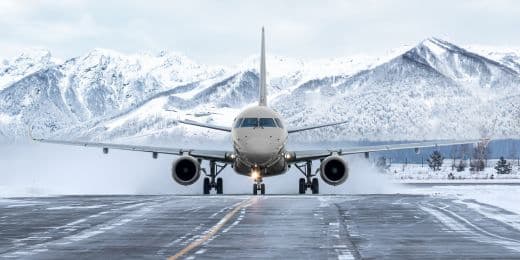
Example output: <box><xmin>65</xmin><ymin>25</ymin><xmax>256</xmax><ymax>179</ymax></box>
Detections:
<box><xmin>0</xmin><ymin>143</ymin><xmax>404</xmax><ymax>197</ymax></box>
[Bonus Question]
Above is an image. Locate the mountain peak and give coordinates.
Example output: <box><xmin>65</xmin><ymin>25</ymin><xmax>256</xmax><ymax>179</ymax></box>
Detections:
<box><xmin>0</xmin><ymin>48</ymin><xmax>60</xmax><ymax>91</ymax></box>
<box><xmin>7</xmin><ymin>48</ymin><xmax>58</xmax><ymax>66</ymax></box>
<box><xmin>17</xmin><ymin>48</ymin><xmax>51</xmax><ymax>59</ymax></box>
<box><xmin>83</xmin><ymin>48</ymin><xmax>125</xmax><ymax>59</ymax></box>
<box><xmin>416</xmin><ymin>37</ymin><xmax>458</xmax><ymax>56</ymax></box>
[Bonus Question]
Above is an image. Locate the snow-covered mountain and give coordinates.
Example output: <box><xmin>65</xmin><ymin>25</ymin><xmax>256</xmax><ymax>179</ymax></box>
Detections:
<box><xmin>1</xmin><ymin>38</ymin><xmax>519</xmax><ymax>143</ymax></box>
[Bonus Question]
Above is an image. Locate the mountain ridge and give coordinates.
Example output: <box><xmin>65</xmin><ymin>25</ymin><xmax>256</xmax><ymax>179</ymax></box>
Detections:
<box><xmin>1</xmin><ymin>38</ymin><xmax>519</xmax><ymax>143</ymax></box>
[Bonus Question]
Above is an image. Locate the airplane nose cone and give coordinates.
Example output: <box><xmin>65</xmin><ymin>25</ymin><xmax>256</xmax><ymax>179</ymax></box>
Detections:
<box><xmin>238</xmin><ymin>136</ymin><xmax>281</xmax><ymax>164</ymax></box>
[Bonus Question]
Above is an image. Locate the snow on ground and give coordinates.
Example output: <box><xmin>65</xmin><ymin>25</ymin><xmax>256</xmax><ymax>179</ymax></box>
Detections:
<box><xmin>406</xmin><ymin>185</ymin><xmax>520</xmax><ymax>216</ymax></box>
<box><xmin>383</xmin><ymin>162</ymin><xmax>520</xmax><ymax>215</ymax></box>
<box><xmin>386</xmin><ymin>161</ymin><xmax>520</xmax><ymax>182</ymax></box>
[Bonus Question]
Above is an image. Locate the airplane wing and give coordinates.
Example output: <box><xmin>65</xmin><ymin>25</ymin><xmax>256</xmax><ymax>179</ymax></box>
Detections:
<box><xmin>177</xmin><ymin>119</ymin><xmax>231</xmax><ymax>132</ymax></box>
<box><xmin>32</xmin><ymin>137</ymin><xmax>233</xmax><ymax>161</ymax></box>
<box><xmin>288</xmin><ymin>139</ymin><xmax>482</xmax><ymax>162</ymax></box>
<box><xmin>178</xmin><ymin>119</ymin><xmax>346</xmax><ymax>134</ymax></box>
<box><xmin>287</xmin><ymin>121</ymin><xmax>348</xmax><ymax>134</ymax></box>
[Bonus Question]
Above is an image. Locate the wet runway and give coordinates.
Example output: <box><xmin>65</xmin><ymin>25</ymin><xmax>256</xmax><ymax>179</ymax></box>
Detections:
<box><xmin>1</xmin><ymin>194</ymin><xmax>520</xmax><ymax>259</ymax></box>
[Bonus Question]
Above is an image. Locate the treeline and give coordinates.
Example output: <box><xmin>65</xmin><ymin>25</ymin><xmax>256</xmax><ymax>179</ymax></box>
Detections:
<box><xmin>369</xmin><ymin>139</ymin><xmax>520</xmax><ymax>163</ymax></box>
<box><xmin>377</xmin><ymin>144</ymin><xmax>517</xmax><ymax>175</ymax></box>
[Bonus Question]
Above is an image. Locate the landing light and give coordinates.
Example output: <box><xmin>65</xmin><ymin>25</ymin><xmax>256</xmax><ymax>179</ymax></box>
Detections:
<box><xmin>251</xmin><ymin>169</ymin><xmax>260</xmax><ymax>179</ymax></box>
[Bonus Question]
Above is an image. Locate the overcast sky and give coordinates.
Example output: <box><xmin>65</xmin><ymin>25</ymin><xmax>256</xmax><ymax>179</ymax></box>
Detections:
<box><xmin>1</xmin><ymin>0</ymin><xmax>520</xmax><ymax>65</ymax></box>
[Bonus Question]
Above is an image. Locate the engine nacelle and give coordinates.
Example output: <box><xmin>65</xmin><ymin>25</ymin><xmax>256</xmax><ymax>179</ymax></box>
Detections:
<box><xmin>320</xmin><ymin>156</ymin><xmax>349</xmax><ymax>186</ymax></box>
<box><xmin>172</xmin><ymin>156</ymin><xmax>201</xmax><ymax>185</ymax></box>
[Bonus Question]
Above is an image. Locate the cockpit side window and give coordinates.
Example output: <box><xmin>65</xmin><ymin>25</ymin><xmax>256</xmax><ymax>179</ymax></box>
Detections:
<box><xmin>240</xmin><ymin>118</ymin><xmax>258</xmax><ymax>127</ymax></box>
<box><xmin>274</xmin><ymin>118</ymin><xmax>284</xmax><ymax>128</ymax></box>
<box><xmin>259</xmin><ymin>118</ymin><xmax>276</xmax><ymax>127</ymax></box>
<box><xmin>234</xmin><ymin>118</ymin><xmax>243</xmax><ymax>128</ymax></box>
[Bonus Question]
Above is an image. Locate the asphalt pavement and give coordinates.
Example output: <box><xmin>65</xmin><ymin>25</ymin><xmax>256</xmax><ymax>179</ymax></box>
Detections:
<box><xmin>1</xmin><ymin>194</ymin><xmax>520</xmax><ymax>259</ymax></box>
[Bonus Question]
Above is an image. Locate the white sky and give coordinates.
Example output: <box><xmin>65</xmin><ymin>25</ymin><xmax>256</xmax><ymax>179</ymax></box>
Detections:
<box><xmin>1</xmin><ymin>0</ymin><xmax>520</xmax><ymax>65</ymax></box>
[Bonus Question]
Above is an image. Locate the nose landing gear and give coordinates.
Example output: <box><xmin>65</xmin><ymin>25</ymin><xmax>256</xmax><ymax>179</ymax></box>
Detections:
<box><xmin>295</xmin><ymin>160</ymin><xmax>319</xmax><ymax>194</ymax></box>
<box><xmin>203</xmin><ymin>161</ymin><xmax>227</xmax><ymax>195</ymax></box>
<box><xmin>253</xmin><ymin>178</ymin><xmax>265</xmax><ymax>195</ymax></box>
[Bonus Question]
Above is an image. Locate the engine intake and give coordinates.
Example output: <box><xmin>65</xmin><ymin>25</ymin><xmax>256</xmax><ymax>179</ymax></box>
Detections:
<box><xmin>172</xmin><ymin>156</ymin><xmax>201</xmax><ymax>185</ymax></box>
<box><xmin>320</xmin><ymin>156</ymin><xmax>349</xmax><ymax>186</ymax></box>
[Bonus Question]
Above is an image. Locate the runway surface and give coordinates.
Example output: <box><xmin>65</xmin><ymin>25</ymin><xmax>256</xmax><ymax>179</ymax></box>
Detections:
<box><xmin>1</xmin><ymin>194</ymin><xmax>520</xmax><ymax>259</ymax></box>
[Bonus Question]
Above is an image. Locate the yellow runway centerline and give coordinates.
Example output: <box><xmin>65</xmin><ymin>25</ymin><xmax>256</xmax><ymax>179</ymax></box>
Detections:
<box><xmin>168</xmin><ymin>197</ymin><xmax>255</xmax><ymax>260</ymax></box>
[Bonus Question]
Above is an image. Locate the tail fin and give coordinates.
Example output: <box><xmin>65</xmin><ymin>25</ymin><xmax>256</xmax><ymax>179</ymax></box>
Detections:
<box><xmin>259</xmin><ymin>27</ymin><xmax>267</xmax><ymax>106</ymax></box>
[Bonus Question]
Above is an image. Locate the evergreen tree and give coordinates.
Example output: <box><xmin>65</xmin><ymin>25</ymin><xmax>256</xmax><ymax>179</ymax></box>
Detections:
<box><xmin>456</xmin><ymin>159</ymin><xmax>466</xmax><ymax>172</ymax></box>
<box><xmin>427</xmin><ymin>150</ymin><xmax>444</xmax><ymax>171</ymax></box>
<box><xmin>470</xmin><ymin>159</ymin><xmax>485</xmax><ymax>172</ymax></box>
<box><xmin>495</xmin><ymin>156</ymin><xmax>512</xmax><ymax>174</ymax></box>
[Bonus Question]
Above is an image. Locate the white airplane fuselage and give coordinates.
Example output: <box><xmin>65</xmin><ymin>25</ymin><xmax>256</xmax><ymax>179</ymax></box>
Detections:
<box><xmin>231</xmin><ymin>106</ymin><xmax>289</xmax><ymax>178</ymax></box>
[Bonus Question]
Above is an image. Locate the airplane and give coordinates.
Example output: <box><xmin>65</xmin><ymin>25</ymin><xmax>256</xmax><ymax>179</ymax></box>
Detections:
<box><xmin>32</xmin><ymin>28</ymin><xmax>482</xmax><ymax>195</ymax></box>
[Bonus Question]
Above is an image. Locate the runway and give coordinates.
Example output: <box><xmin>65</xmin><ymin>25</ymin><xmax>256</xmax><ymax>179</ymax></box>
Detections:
<box><xmin>1</xmin><ymin>194</ymin><xmax>520</xmax><ymax>259</ymax></box>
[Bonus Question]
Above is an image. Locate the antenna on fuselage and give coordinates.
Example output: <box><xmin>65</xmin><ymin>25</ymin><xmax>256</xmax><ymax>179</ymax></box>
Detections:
<box><xmin>259</xmin><ymin>27</ymin><xmax>267</xmax><ymax>106</ymax></box>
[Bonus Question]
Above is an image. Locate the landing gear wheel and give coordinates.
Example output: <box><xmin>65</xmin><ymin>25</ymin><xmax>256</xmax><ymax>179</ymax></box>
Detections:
<box><xmin>216</xmin><ymin>178</ymin><xmax>223</xmax><ymax>194</ymax></box>
<box><xmin>260</xmin><ymin>183</ymin><xmax>265</xmax><ymax>195</ymax></box>
<box><xmin>311</xmin><ymin>178</ymin><xmax>319</xmax><ymax>194</ymax></box>
<box><xmin>299</xmin><ymin>178</ymin><xmax>306</xmax><ymax>194</ymax></box>
<box><xmin>203</xmin><ymin>177</ymin><xmax>211</xmax><ymax>195</ymax></box>
<box><xmin>253</xmin><ymin>184</ymin><xmax>258</xmax><ymax>195</ymax></box>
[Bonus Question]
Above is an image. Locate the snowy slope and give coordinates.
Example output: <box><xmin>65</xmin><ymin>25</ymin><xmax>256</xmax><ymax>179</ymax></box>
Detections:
<box><xmin>467</xmin><ymin>45</ymin><xmax>520</xmax><ymax>74</ymax></box>
<box><xmin>0</xmin><ymin>49</ymin><xmax>60</xmax><ymax>91</ymax></box>
<box><xmin>0</xmin><ymin>49</ymin><xmax>225</xmax><ymax>141</ymax></box>
<box><xmin>273</xmin><ymin>38</ymin><xmax>520</xmax><ymax>141</ymax></box>
<box><xmin>0</xmin><ymin>39</ymin><xmax>519</xmax><ymax>143</ymax></box>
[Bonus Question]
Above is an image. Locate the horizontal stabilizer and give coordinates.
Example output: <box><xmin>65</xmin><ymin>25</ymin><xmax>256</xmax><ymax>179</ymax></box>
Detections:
<box><xmin>287</xmin><ymin>120</ymin><xmax>348</xmax><ymax>134</ymax></box>
<box><xmin>177</xmin><ymin>119</ymin><xmax>232</xmax><ymax>132</ymax></box>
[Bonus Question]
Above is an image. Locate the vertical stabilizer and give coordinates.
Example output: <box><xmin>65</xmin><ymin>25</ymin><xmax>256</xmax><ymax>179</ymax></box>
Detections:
<box><xmin>259</xmin><ymin>27</ymin><xmax>267</xmax><ymax>106</ymax></box>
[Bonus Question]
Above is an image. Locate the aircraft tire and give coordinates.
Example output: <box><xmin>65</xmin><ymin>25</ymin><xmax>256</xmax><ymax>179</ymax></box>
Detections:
<box><xmin>216</xmin><ymin>178</ymin><xmax>223</xmax><ymax>194</ymax></box>
<box><xmin>311</xmin><ymin>178</ymin><xmax>319</xmax><ymax>194</ymax></box>
<box><xmin>298</xmin><ymin>178</ymin><xmax>306</xmax><ymax>194</ymax></box>
<box><xmin>253</xmin><ymin>184</ymin><xmax>258</xmax><ymax>195</ymax></box>
<box><xmin>203</xmin><ymin>178</ymin><xmax>211</xmax><ymax>195</ymax></box>
<box><xmin>260</xmin><ymin>183</ymin><xmax>265</xmax><ymax>195</ymax></box>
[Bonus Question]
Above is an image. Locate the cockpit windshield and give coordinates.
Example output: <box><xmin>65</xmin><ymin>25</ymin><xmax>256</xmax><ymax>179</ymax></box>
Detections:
<box><xmin>234</xmin><ymin>118</ymin><xmax>243</xmax><ymax>128</ymax></box>
<box><xmin>274</xmin><ymin>118</ymin><xmax>283</xmax><ymax>128</ymax></box>
<box><xmin>259</xmin><ymin>118</ymin><xmax>276</xmax><ymax>127</ymax></box>
<box><xmin>240</xmin><ymin>118</ymin><xmax>258</xmax><ymax>127</ymax></box>
<box><xmin>237</xmin><ymin>117</ymin><xmax>281</xmax><ymax>128</ymax></box>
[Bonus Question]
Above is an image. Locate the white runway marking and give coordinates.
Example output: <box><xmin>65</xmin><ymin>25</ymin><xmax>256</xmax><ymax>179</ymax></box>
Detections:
<box><xmin>456</xmin><ymin>199</ymin><xmax>520</xmax><ymax>232</ymax></box>
<box><xmin>421</xmin><ymin>203</ymin><xmax>520</xmax><ymax>252</ymax></box>
<box><xmin>46</xmin><ymin>205</ymin><xmax>106</xmax><ymax>210</ymax></box>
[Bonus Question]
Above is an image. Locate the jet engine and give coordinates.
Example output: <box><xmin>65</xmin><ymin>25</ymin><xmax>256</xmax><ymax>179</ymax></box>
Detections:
<box><xmin>172</xmin><ymin>156</ymin><xmax>201</xmax><ymax>185</ymax></box>
<box><xmin>320</xmin><ymin>156</ymin><xmax>349</xmax><ymax>186</ymax></box>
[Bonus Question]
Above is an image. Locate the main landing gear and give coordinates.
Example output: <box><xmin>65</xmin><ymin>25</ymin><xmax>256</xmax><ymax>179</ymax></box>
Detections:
<box><xmin>203</xmin><ymin>161</ymin><xmax>227</xmax><ymax>195</ymax></box>
<box><xmin>295</xmin><ymin>160</ymin><xmax>319</xmax><ymax>194</ymax></box>
<box><xmin>253</xmin><ymin>177</ymin><xmax>265</xmax><ymax>195</ymax></box>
